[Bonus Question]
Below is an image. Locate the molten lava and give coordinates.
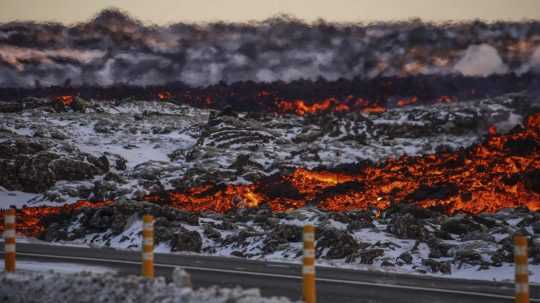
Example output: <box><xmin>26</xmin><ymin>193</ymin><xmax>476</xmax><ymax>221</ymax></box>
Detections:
<box><xmin>3</xmin><ymin>114</ymin><xmax>540</xmax><ymax>237</ymax></box>
<box><xmin>275</xmin><ymin>95</ymin><xmax>458</xmax><ymax>116</ymax></box>
<box><xmin>277</xmin><ymin>97</ymin><xmax>391</xmax><ymax>115</ymax></box>
<box><xmin>0</xmin><ymin>201</ymin><xmax>111</xmax><ymax>236</ymax></box>
<box><xmin>154</xmin><ymin>113</ymin><xmax>540</xmax><ymax>214</ymax></box>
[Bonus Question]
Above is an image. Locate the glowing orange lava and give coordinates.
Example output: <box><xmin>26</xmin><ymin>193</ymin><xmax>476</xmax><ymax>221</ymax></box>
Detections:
<box><xmin>0</xmin><ymin>201</ymin><xmax>112</xmax><ymax>236</ymax></box>
<box><xmin>397</xmin><ymin>97</ymin><xmax>418</xmax><ymax>107</ymax></box>
<box><xmin>3</xmin><ymin>113</ymin><xmax>540</xmax><ymax>237</ymax></box>
<box><xmin>158</xmin><ymin>91</ymin><xmax>172</xmax><ymax>100</ymax></box>
<box><xmin>55</xmin><ymin>95</ymin><xmax>74</xmax><ymax>106</ymax></box>
<box><xmin>157</xmin><ymin>112</ymin><xmax>540</xmax><ymax>214</ymax></box>
<box><xmin>275</xmin><ymin>95</ymin><xmax>460</xmax><ymax>116</ymax></box>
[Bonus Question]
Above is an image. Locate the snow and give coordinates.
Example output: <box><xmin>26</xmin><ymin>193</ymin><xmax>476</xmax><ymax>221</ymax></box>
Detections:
<box><xmin>0</xmin><ymin>189</ymin><xmax>49</xmax><ymax>208</ymax></box>
<box><xmin>0</xmin><ymin>270</ymin><xmax>295</xmax><ymax>303</ymax></box>
<box><xmin>0</xmin><ymin>260</ymin><xmax>115</xmax><ymax>274</ymax></box>
<box><xmin>59</xmin><ymin>208</ymin><xmax>540</xmax><ymax>284</ymax></box>
<box><xmin>448</xmin><ymin>263</ymin><xmax>536</xmax><ymax>282</ymax></box>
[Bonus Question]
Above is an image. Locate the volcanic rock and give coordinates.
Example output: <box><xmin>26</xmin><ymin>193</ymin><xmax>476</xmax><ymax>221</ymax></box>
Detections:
<box><xmin>51</xmin><ymin>158</ymin><xmax>104</xmax><ymax>180</ymax></box>
<box><xmin>353</xmin><ymin>249</ymin><xmax>385</xmax><ymax>264</ymax></box>
<box><xmin>330</xmin><ymin>211</ymin><xmax>374</xmax><ymax>231</ymax></box>
<box><xmin>87</xmin><ymin>155</ymin><xmax>110</xmax><ymax>172</ymax></box>
<box><xmin>533</xmin><ymin>222</ymin><xmax>540</xmax><ymax>234</ymax></box>
<box><xmin>407</xmin><ymin>182</ymin><xmax>459</xmax><ymax>202</ymax></box>
<box><xmin>398</xmin><ymin>252</ymin><xmax>413</xmax><ymax>264</ymax></box>
<box><xmin>316</xmin><ymin>228</ymin><xmax>359</xmax><ymax>259</ymax></box>
<box><xmin>171</xmin><ymin>230</ymin><xmax>203</xmax><ymax>253</ymax></box>
<box><xmin>42</xmin><ymin>222</ymin><xmax>67</xmax><ymax>242</ymax></box>
<box><xmin>257</xmin><ymin>177</ymin><xmax>303</xmax><ymax>200</ymax></box>
<box><xmin>272</xmin><ymin>224</ymin><xmax>303</xmax><ymax>242</ymax></box>
<box><xmin>422</xmin><ymin>259</ymin><xmax>452</xmax><ymax>274</ymax></box>
<box><xmin>110</xmin><ymin>214</ymin><xmax>128</xmax><ymax>235</ymax></box>
<box><xmin>504</xmin><ymin>138</ymin><xmax>539</xmax><ymax>156</ymax></box>
<box><xmin>0</xmin><ymin>135</ymin><xmax>109</xmax><ymax>193</ymax></box>
<box><xmin>455</xmin><ymin>249</ymin><xmax>484</xmax><ymax>267</ymax></box>
<box><xmin>441</xmin><ymin>217</ymin><xmax>482</xmax><ymax>235</ymax></box>
<box><xmin>202</xmin><ymin>224</ymin><xmax>222</xmax><ymax>241</ymax></box>
<box><xmin>71</xmin><ymin>96</ymin><xmax>91</xmax><ymax>113</ymax></box>
<box><xmin>523</xmin><ymin>169</ymin><xmax>540</xmax><ymax>194</ymax></box>
<box><xmin>88</xmin><ymin>208</ymin><xmax>113</xmax><ymax>232</ymax></box>
<box><xmin>387</xmin><ymin>213</ymin><xmax>426</xmax><ymax>240</ymax></box>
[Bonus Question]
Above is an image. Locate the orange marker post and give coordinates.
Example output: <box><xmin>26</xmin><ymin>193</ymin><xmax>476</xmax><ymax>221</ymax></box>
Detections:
<box><xmin>142</xmin><ymin>214</ymin><xmax>154</xmax><ymax>278</ymax></box>
<box><xmin>4</xmin><ymin>209</ymin><xmax>16</xmax><ymax>272</ymax></box>
<box><xmin>514</xmin><ymin>234</ymin><xmax>529</xmax><ymax>303</ymax></box>
<box><xmin>303</xmin><ymin>225</ymin><xmax>316</xmax><ymax>303</ymax></box>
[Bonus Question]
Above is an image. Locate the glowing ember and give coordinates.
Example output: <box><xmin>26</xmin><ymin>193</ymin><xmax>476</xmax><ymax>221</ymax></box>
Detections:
<box><xmin>361</xmin><ymin>104</ymin><xmax>386</xmax><ymax>114</ymax></box>
<box><xmin>55</xmin><ymin>95</ymin><xmax>74</xmax><ymax>106</ymax></box>
<box><xmin>158</xmin><ymin>91</ymin><xmax>172</xmax><ymax>100</ymax></box>
<box><xmin>437</xmin><ymin>96</ymin><xmax>456</xmax><ymax>103</ymax></box>
<box><xmin>488</xmin><ymin>126</ymin><xmax>497</xmax><ymax>136</ymax></box>
<box><xmin>397</xmin><ymin>97</ymin><xmax>418</xmax><ymax>107</ymax></box>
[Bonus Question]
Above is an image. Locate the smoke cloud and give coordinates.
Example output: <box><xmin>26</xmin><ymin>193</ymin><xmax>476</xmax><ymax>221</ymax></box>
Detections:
<box><xmin>454</xmin><ymin>44</ymin><xmax>508</xmax><ymax>76</ymax></box>
<box><xmin>0</xmin><ymin>9</ymin><xmax>539</xmax><ymax>88</ymax></box>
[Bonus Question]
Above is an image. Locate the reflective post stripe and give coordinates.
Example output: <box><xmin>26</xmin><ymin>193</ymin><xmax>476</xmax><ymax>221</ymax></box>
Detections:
<box><xmin>4</xmin><ymin>209</ymin><xmax>16</xmax><ymax>272</ymax></box>
<box><xmin>514</xmin><ymin>234</ymin><xmax>528</xmax><ymax>303</ymax></box>
<box><xmin>142</xmin><ymin>215</ymin><xmax>154</xmax><ymax>278</ymax></box>
<box><xmin>303</xmin><ymin>225</ymin><xmax>316</xmax><ymax>303</ymax></box>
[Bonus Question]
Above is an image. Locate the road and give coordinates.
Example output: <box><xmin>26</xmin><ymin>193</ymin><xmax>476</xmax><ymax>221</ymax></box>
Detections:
<box><xmin>0</xmin><ymin>242</ymin><xmax>538</xmax><ymax>303</ymax></box>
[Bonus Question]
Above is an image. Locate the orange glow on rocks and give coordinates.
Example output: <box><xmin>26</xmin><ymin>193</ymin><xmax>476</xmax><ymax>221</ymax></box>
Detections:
<box><xmin>155</xmin><ymin>112</ymin><xmax>540</xmax><ymax>214</ymax></box>
<box><xmin>397</xmin><ymin>96</ymin><xmax>418</xmax><ymax>107</ymax></box>
<box><xmin>55</xmin><ymin>95</ymin><xmax>74</xmax><ymax>106</ymax></box>
<box><xmin>0</xmin><ymin>201</ymin><xmax>112</xmax><ymax>237</ymax></box>
<box><xmin>158</xmin><ymin>91</ymin><xmax>172</xmax><ymax>100</ymax></box>
<box><xmin>488</xmin><ymin>126</ymin><xmax>498</xmax><ymax>136</ymax></box>
<box><xmin>4</xmin><ymin>113</ymin><xmax>540</xmax><ymax>237</ymax></box>
<box><xmin>275</xmin><ymin>95</ymin><xmax>462</xmax><ymax>116</ymax></box>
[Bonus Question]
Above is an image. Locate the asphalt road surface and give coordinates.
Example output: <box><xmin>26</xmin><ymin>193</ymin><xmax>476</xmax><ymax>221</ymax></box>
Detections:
<box><xmin>1</xmin><ymin>242</ymin><xmax>538</xmax><ymax>303</ymax></box>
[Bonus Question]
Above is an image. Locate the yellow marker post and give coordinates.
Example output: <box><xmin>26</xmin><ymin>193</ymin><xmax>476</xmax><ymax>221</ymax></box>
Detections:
<box><xmin>4</xmin><ymin>209</ymin><xmax>16</xmax><ymax>273</ymax></box>
<box><xmin>142</xmin><ymin>214</ymin><xmax>154</xmax><ymax>278</ymax></box>
<box><xmin>303</xmin><ymin>225</ymin><xmax>316</xmax><ymax>303</ymax></box>
<box><xmin>515</xmin><ymin>234</ymin><xmax>529</xmax><ymax>303</ymax></box>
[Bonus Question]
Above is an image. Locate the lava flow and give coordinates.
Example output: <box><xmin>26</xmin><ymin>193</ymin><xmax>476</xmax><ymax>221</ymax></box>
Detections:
<box><xmin>0</xmin><ymin>201</ymin><xmax>111</xmax><ymax>236</ymax></box>
<box><xmin>276</xmin><ymin>96</ymin><xmax>389</xmax><ymax>115</ymax></box>
<box><xmin>2</xmin><ymin>73</ymin><xmax>536</xmax><ymax>115</ymax></box>
<box><xmin>2</xmin><ymin>114</ymin><xmax>539</xmax><ymax>237</ymax></box>
<box><xmin>151</xmin><ymin>112</ymin><xmax>540</xmax><ymax>214</ymax></box>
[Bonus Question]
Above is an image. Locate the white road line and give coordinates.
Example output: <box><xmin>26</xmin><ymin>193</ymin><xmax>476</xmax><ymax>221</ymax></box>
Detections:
<box><xmin>265</xmin><ymin>264</ymin><xmax>293</xmax><ymax>268</ymax></box>
<box><xmin>12</xmin><ymin>252</ymin><xmax>540</xmax><ymax>302</ymax></box>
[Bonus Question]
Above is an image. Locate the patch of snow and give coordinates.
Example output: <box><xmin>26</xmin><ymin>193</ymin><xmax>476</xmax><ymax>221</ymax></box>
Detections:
<box><xmin>0</xmin><ymin>189</ymin><xmax>48</xmax><ymax>208</ymax></box>
<box><xmin>0</xmin><ymin>260</ymin><xmax>115</xmax><ymax>274</ymax></box>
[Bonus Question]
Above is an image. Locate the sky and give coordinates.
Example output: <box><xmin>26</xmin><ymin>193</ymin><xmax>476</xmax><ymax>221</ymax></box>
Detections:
<box><xmin>1</xmin><ymin>0</ymin><xmax>540</xmax><ymax>24</ymax></box>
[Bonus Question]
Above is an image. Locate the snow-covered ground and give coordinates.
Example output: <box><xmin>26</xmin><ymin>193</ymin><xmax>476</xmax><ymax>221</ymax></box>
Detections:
<box><xmin>37</xmin><ymin>203</ymin><xmax>540</xmax><ymax>284</ymax></box>
<box><xmin>0</xmin><ymin>260</ymin><xmax>115</xmax><ymax>274</ymax></box>
<box><xmin>0</xmin><ymin>269</ymin><xmax>295</xmax><ymax>303</ymax></box>
<box><xmin>0</xmin><ymin>188</ymin><xmax>43</xmax><ymax>208</ymax></box>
